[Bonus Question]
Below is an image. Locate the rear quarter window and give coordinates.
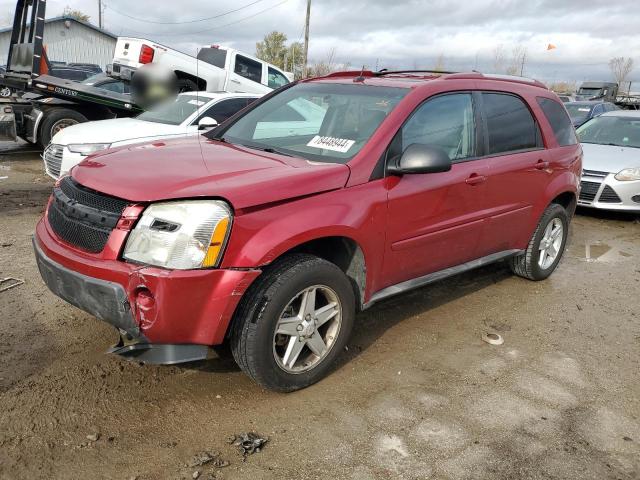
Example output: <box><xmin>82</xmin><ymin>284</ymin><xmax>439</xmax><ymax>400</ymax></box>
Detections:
<box><xmin>536</xmin><ymin>97</ymin><xmax>578</xmax><ymax>147</ymax></box>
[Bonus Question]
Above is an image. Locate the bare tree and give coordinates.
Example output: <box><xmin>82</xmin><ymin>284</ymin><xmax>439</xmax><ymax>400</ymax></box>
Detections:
<box><xmin>492</xmin><ymin>45</ymin><xmax>506</xmax><ymax>73</ymax></box>
<box><xmin>433</xmin><ymin>53</ymin><xmax>446</xmax><ymax>72</ymax></box>
<box><xmin>63</xmin><ymin>5</ymin><xmax>90</xmax><ymax>22</ymax></box>
<box><xmin>506</xmin><ymin>45</ymin><xmax>527</xmax><ymax>76</ymax></box>
<box><xmin>609</xmin><ymin>57</ymin><xmax>634</xmax><ymax>93</ymax></box>
<box><xmin>307</xmin><ymin>48</ymin><xmax>351</xmax><ymax>77</ymax></box>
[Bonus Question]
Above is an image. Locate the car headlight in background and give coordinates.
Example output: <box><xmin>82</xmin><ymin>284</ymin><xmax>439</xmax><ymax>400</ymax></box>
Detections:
<box><xmin>614</xmin><ymin>167</ymin><xmax>640</xmax><ymax>181</ymax></box>
<box><xmin>123</xmin><ymin>200</ymin><xmax>232</xmax><ymax>269</ymax></box>
<box><xmin>67</xmin><ymin>143</ymin><xmax>111</xmax><ymax>155</ymax></box>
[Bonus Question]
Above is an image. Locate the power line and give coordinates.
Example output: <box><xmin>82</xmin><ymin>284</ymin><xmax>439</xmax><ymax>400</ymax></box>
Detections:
<box><xmin>106</xmin><ymin>0</ymin><xmax>267</xmax><ymax>25</ymax></box>
<box><xmin>116</xmin><ymin>0</ymin><xmax>289</xmax><ymax>37</ymax></box>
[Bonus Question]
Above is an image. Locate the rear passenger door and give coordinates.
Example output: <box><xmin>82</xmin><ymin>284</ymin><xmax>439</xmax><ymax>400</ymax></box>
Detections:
<box><xmin>228</xmin><ymin>54</ymin><xmax>265</xmax><ymax>93</ymax></box>
<box><xmin>383</xmin><ymin>93</ymin><xmax>490</xmax><ymax>287</ymax></box>
<box><xmin>477</xmin><ymin>92</ymin><xmax>549</xmax><ymax>256</ymax></box>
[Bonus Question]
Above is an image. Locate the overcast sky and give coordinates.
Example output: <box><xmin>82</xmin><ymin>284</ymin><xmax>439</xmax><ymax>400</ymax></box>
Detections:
<box><xmin>1</xmin><ymin>0</ymin><xmax>638</xmax><ymax>83</ymax></box>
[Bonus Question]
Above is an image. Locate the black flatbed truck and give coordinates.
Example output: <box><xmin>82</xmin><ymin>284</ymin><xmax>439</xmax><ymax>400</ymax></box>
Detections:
<box><xmin>0</xmin><ymin>0</ymin><xmax>142</xmax><ymax>147</ymax></box>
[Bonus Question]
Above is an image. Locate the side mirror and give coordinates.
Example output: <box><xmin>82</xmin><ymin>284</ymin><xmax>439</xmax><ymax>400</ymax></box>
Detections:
<box><xmin>387</xmin><ymin>144</ymin><xmax>452</xmax><ymax>175</ymax></box>
<box><xmin>198</xmin><ymin>116</ymin><xmax>218</xmax><ymax>130</ymax></box>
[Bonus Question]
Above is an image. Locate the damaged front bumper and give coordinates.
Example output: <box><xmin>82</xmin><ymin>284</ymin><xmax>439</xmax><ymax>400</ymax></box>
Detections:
<box><xmin>33</xmin><ymin>219</ymin><xmax>261</xmax><ymax>364</ymax></box>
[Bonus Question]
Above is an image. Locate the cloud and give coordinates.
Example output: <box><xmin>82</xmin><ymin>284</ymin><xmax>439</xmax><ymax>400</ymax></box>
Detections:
<box><xmin>1</xmin><ymin>0</ymin><xmax>638</xmax><ymax>82</ymax></box>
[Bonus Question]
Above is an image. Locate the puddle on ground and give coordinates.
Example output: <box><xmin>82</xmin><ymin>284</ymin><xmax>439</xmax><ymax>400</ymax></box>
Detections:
<box><xmin>568</xmin><ymin>242</ymin><xmax>633</xmax><ymax>263</ymax></box>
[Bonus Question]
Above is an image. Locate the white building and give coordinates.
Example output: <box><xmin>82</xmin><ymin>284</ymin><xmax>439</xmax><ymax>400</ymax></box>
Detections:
<box><xmin>0</xmin><ymin>16</ymin><xmax>117</xmax><ymax>69</ymax></box>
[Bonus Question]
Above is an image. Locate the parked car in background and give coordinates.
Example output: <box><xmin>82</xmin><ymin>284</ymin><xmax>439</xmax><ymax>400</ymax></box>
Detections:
<box><xmin>110</xmin><ymin>39</ymin><xmax>291</xmax><ymax>94</ymax></box>
<box><xmin>43</xmin><ymin>92</ymin><xmax>259</xmax><ymax>179</ymax></box>
<box><xmin>565</xmin><ymin>101</ymin><xmax>618</xmax><ymax>128</ymax></box>
<box><xmin>576</xmin><ymin>110</ymin><xmax>640</xmax><ymax>212</ymax></box>
<box><xmin>80</xmin><ymin>73</ymin><xmax>130</xmax><ymax>94</ymax></box>
<box><xmin>33</xmin><ymin>71</ymin><xmax>581</xmax><ymax>391</ymax></box>
<box><xmin>48</xmin><ymin>65</ymin><xmax>95</xmax><ymax>82</ymax></box>
<box><xmin>556</xmin><ymin>94</ymin><xmax>574</xmax><ymax>103</ymax></box>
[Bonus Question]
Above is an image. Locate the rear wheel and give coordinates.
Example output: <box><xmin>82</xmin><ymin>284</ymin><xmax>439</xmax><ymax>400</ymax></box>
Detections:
<box><xmin>230</xmin><ymin>254</ymin><xmax>355</xmax><ymax>392</ymax></box>
<box><xmin>510</xmin><ymin>203</ymin><xmax>569</xmax><ymax>281</ymax></box>
<box><xmin>39</xmin><ymin>108</ymin><xmax>88</xmax><ymax>148</ymax></box>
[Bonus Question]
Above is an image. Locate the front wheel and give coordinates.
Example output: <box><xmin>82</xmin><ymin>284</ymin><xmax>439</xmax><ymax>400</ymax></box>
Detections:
<box><xmin>230</xmin><ymin>254</ymin><xmax>355</xmax><ymax>392</ymax></box>
<box><xmin>510</xmin><ymin>203</ymin><xmax>569</xmax><ymax>281</ymax></box>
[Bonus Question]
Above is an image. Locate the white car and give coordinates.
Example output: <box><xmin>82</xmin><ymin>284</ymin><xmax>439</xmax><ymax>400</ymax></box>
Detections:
<box><xmin>43</xmin><ymin>92</ymin><xmax>259</xmax><ymax>179</ymax></box>
<box><xmin>577</xmin><ymin>110</ymin><xmax>640</xmax><ymax>212</ymax></box>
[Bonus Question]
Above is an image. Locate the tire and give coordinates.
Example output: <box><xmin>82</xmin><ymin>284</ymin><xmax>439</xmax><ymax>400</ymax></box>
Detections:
<box><xmin>510</xmin><ymin>203</ymin><xmax>569</xmax><ymax>281</ymax></box>
<box><xmin>176</xmin><ymin>78</ymin><xmax>198</xmax><ymax>93</ymax></box>
<box><xmin>39</xmin><ymin>108</ymin><xmax>88</xmax><ymax>148</ymax></box>
<box><xmin>230</xmin><ymin>254</ymin><xmax>355</xmax><ymax>392</ymax></box>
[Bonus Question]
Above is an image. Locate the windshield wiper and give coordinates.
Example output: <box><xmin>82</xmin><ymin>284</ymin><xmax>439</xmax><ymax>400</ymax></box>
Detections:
<box><xmin>238</xmin><ymin>143</ymin><xmax>293</xmax><ymax>157</ymax></box>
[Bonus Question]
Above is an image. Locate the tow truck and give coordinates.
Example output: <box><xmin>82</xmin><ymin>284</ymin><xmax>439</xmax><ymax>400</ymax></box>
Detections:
<box><xmin>0</xmin><ymin>0</ymin><xmax>142</xmax><ymax>147</ymax></box>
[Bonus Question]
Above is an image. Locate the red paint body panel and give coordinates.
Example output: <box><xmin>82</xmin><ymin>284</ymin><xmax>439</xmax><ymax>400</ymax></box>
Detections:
<box><xmin>34</xmin><ymin>73</ymin><xmax>582</xmax><ymax>350</ymax></box>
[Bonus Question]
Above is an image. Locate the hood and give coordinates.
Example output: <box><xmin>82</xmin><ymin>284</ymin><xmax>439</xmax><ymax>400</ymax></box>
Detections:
<box><xmin>72</xmin><ymin>137</ymin><xmax>350</xmax><ymax>209</ymax></box>
<box><xmin>581</xmin><ymin>142</ymin><xmax>640</xmax><ymax>173</ymax></box>
<box><xmin>52</xmin><ymin>118</ymin><xmax>192</xmax><ymax>146</ymax></box>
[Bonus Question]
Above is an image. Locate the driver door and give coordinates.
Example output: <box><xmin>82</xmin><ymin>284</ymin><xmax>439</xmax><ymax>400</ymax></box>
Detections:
<box><xmin>382</xmin><ymin>92</ymin><xmax>491</xmax><ymax>288</ymax></box>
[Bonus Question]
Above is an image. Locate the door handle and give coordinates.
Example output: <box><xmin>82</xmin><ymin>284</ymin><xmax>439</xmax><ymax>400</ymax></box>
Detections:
<box><xmin>230</xmin><ymin>79</ymin><xmax>241</xmax><ymax>84</ymax></box>
<box><xmin>535</xmin><ymin>159</ymin><xmax>550</xmax><ymax>170</ymax></box>
<box><xmin>465</xmin><ymin>173</ymin><xmax>487</xmax><ymax>186</ymax></box>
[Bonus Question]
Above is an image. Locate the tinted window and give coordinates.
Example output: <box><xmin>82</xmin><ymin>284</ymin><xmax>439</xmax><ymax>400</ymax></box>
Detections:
<box><xmin>98</xmin><ymin>80</ymin><xmax>124</xmax><ymax>94</ymax></box>
<box><xmin>483</xmin><ymin>93</ymin><xmax>539</xmax><ymax>154</ymax></box>
<box><xmin>402</xmin><ymin>93</ymin><xmax>476</xmax><ymax>160</ymax></box>
<box><xmin>200</xmin><ymin>98</ymin><xmax>252</xmax><ymax>123</ymax></box>
<box><xmin>592</xmin><ymin>104</ymin><xmax>604</xmax><ymax>116</ymax></box>
<box><xmin>537</xmin><ymin>97</ymin><xmax>577</xmax><ymax>146</ymax></box>
<box><xmin>197</xmin><ymin>48</ymin><xmax>227</xmax><ymax>68</ymax></box>
<box><xmin>268</xmin><ymin>67</ymin><xmax>289</xmax><ymax>89</ymax></box>
<box><xmin>234</xmin><ymin>55</ymin><xmax>262</xmax><ymax>83</ymax></box>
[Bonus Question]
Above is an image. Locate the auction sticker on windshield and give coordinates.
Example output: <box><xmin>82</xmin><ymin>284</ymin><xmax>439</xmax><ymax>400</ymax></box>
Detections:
<box><xmin>307</xmin><ymin>136</ymin><xmax>355</xmax><ymax>153</ymax></box>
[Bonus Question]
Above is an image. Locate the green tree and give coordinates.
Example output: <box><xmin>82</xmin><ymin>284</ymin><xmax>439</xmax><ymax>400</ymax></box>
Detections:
<box><xmin>256</xmin><ymin>31</ymin><xmax>288</xmax><ymax>70</ymax></box>
<box><xmin>63</xmin><ymin>5</ymin><xmax>90</xmax><ymax>22</ymax></box>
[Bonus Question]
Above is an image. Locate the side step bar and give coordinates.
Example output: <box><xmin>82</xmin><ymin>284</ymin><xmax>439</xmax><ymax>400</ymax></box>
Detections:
<box><xmin>363</xmin><ymin>249</ymin><xmax>523</xmax><ymax>309</ymax></box>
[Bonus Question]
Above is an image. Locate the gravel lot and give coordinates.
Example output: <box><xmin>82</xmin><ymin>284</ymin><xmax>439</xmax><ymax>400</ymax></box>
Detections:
<box><xmin>1</xmin><ymin>144</ymin><xmax>639</xmax><ymax>480</ymax></box>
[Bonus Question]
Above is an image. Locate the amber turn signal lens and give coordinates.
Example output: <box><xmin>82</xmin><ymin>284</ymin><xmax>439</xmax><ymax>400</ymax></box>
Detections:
<box><xmin>202</xmin><ymin>217</ymin><xmax>230</xmax><ymax>267</ymax></box>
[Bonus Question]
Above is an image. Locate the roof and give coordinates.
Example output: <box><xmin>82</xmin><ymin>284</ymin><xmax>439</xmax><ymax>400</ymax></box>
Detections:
<box><xmin>177</xmin><ymin>91</ymin><xmax>260</xmax><ymax>100</ymax></box>
<box><xmin>313</xmin><ymin>70</ymin><xmax>548</xmax><ymax>90</ymax></box>
<box><xmin>0</xmin><ymin>16</ymin><xmax>117</xmax><ymax>39</ymax></box>
<box><xmin>601</xmin><ymin>110</ymin><xmax>640</xmax><ymax>118</ymax></box>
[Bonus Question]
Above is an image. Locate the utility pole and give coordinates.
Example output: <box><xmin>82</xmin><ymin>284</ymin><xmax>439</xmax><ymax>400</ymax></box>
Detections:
<box><xmin>98</xmin><ymin>0</ymin><xmax>103</xmax><ymax>29</ymax></box>
<box><xmin>303</xmin><ymin>0</ymin><xmax>311</xmax><ymax>78</ymax></box>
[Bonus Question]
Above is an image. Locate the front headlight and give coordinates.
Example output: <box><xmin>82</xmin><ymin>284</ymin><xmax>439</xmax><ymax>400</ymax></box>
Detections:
<box><xmin>67</xmin><ymin>143</ymin><xmax>111</xmax><ymax>155</ymax></box>
<box><xmin>123</xmin><ymin>200</ymin><xmax>232</xmax><ymax>269</ymax></box>
<box><xmin>614</xmin><ymin>167</ymin><xmax>640</xmax><ymax>181</ymax></box>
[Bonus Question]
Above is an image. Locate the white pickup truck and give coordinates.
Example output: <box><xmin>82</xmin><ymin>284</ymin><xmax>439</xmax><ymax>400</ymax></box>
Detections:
<box><xmin>109</xmin><ymin>38</ymin><xmax>292</xmax><ymax>95</ymax></box>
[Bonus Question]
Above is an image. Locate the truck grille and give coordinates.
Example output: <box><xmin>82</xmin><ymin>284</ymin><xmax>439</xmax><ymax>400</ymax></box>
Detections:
<box><xmin>579</xmin><ymin>181</ymin><xmax>600</xmax><ymax>202</ymax></box>
<box><xmin>43</xmin><ymin>144</ymin><xmax>64</xmax><ymax>179</ymax></box>
<box><xmin>47</xmin><ymin>177</ymin><xmax>128</xmax><ymax>253</ymax></box>
<box><xmin>598</xmin><ymin>185</ymin><xmax>622</xmax><ymax>203</ymax></box>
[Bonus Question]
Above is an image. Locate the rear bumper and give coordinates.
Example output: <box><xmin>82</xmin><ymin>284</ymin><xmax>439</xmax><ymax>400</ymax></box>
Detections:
<box><xmin>33</xmin><ymin>218</ymin><xmax>261</xmax><ymax>346</ymax></box>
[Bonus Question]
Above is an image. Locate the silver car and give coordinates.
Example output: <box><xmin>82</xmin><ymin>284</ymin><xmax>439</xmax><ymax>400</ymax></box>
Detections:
<box><xmin>576</xmin><ymin>111</ymin><xmax>640</xmax><ymax>212</ymax></box>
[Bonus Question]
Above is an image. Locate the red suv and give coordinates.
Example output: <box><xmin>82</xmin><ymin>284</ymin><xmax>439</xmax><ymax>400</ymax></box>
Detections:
<box><xmin>34</xmin><ymin>71</ymin><xmax>581</xmax><ymax>391</ymax></box>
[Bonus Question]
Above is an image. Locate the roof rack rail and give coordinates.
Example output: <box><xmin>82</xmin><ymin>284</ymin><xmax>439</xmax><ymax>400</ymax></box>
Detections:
<box><xmin>375</xmin><ymin>69</ymin><xmax>458</xmax><ymax>76</ymax></box>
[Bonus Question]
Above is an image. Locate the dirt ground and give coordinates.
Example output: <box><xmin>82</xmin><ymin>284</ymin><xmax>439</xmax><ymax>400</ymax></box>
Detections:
<box><xmin>1</xmin><ymin>143</ymin><xmax>639</xmax><ymax>480</ymax></box>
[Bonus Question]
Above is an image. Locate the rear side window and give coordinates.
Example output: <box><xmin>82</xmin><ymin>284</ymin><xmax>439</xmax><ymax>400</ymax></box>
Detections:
<box><xmin>234</xmin><ymin>55</ymin><xmax>262</xmax><ymax>83</ymax></box>
<box><xmin>197</xmin><ymin>48</ymin><xmax>227</xmax><ymax>68</ymax></box>
<box><xmin>536</xmin><ymin>97</ymin><xmax>577</xmax><ymax>146</ymax></box>
<box><xmin>402</xmin><ymin>93</ymin><xmax>476</xmax><ymax>161</ymax></box>
<box><xmin>482</xmin><ymin>93</ymin><xmax>539</xmax><ymax>155</ymax></box>
<box><xmin>268</xmin><ymin>67</ymin><xmax>289</xmax><ymax>89</ymax></box>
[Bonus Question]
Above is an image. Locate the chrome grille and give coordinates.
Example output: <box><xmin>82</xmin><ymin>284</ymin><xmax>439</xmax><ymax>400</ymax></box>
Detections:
<box><xmin>43</xmin><ymin>144</ymin><xmax>63</xmax><ymax>179</ymax></box>
<box><xmin>582</xmin><ymin>169</ymin><xmax>609</xmax><ymax>179</ymax></box>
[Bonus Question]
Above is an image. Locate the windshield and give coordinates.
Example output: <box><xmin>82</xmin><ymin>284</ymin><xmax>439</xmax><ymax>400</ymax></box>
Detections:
<box><xmin>213</xmin><ymin>82</ymin><xmax>409</xmax><ymax>164</ymax></box>
<box><xmin>576</xmin><ymin>116</ymin><xmax>640</xmax><ymax>149</ymax></box>
<box><xmin>137</xmin><ymin>95</ymin><xmax>206</xmax><ymax>125</ymax></box>
<box><xmin>565</xmin><ymin>104</ymin><xmax>593</xmax><ymax>118</ymax></box>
